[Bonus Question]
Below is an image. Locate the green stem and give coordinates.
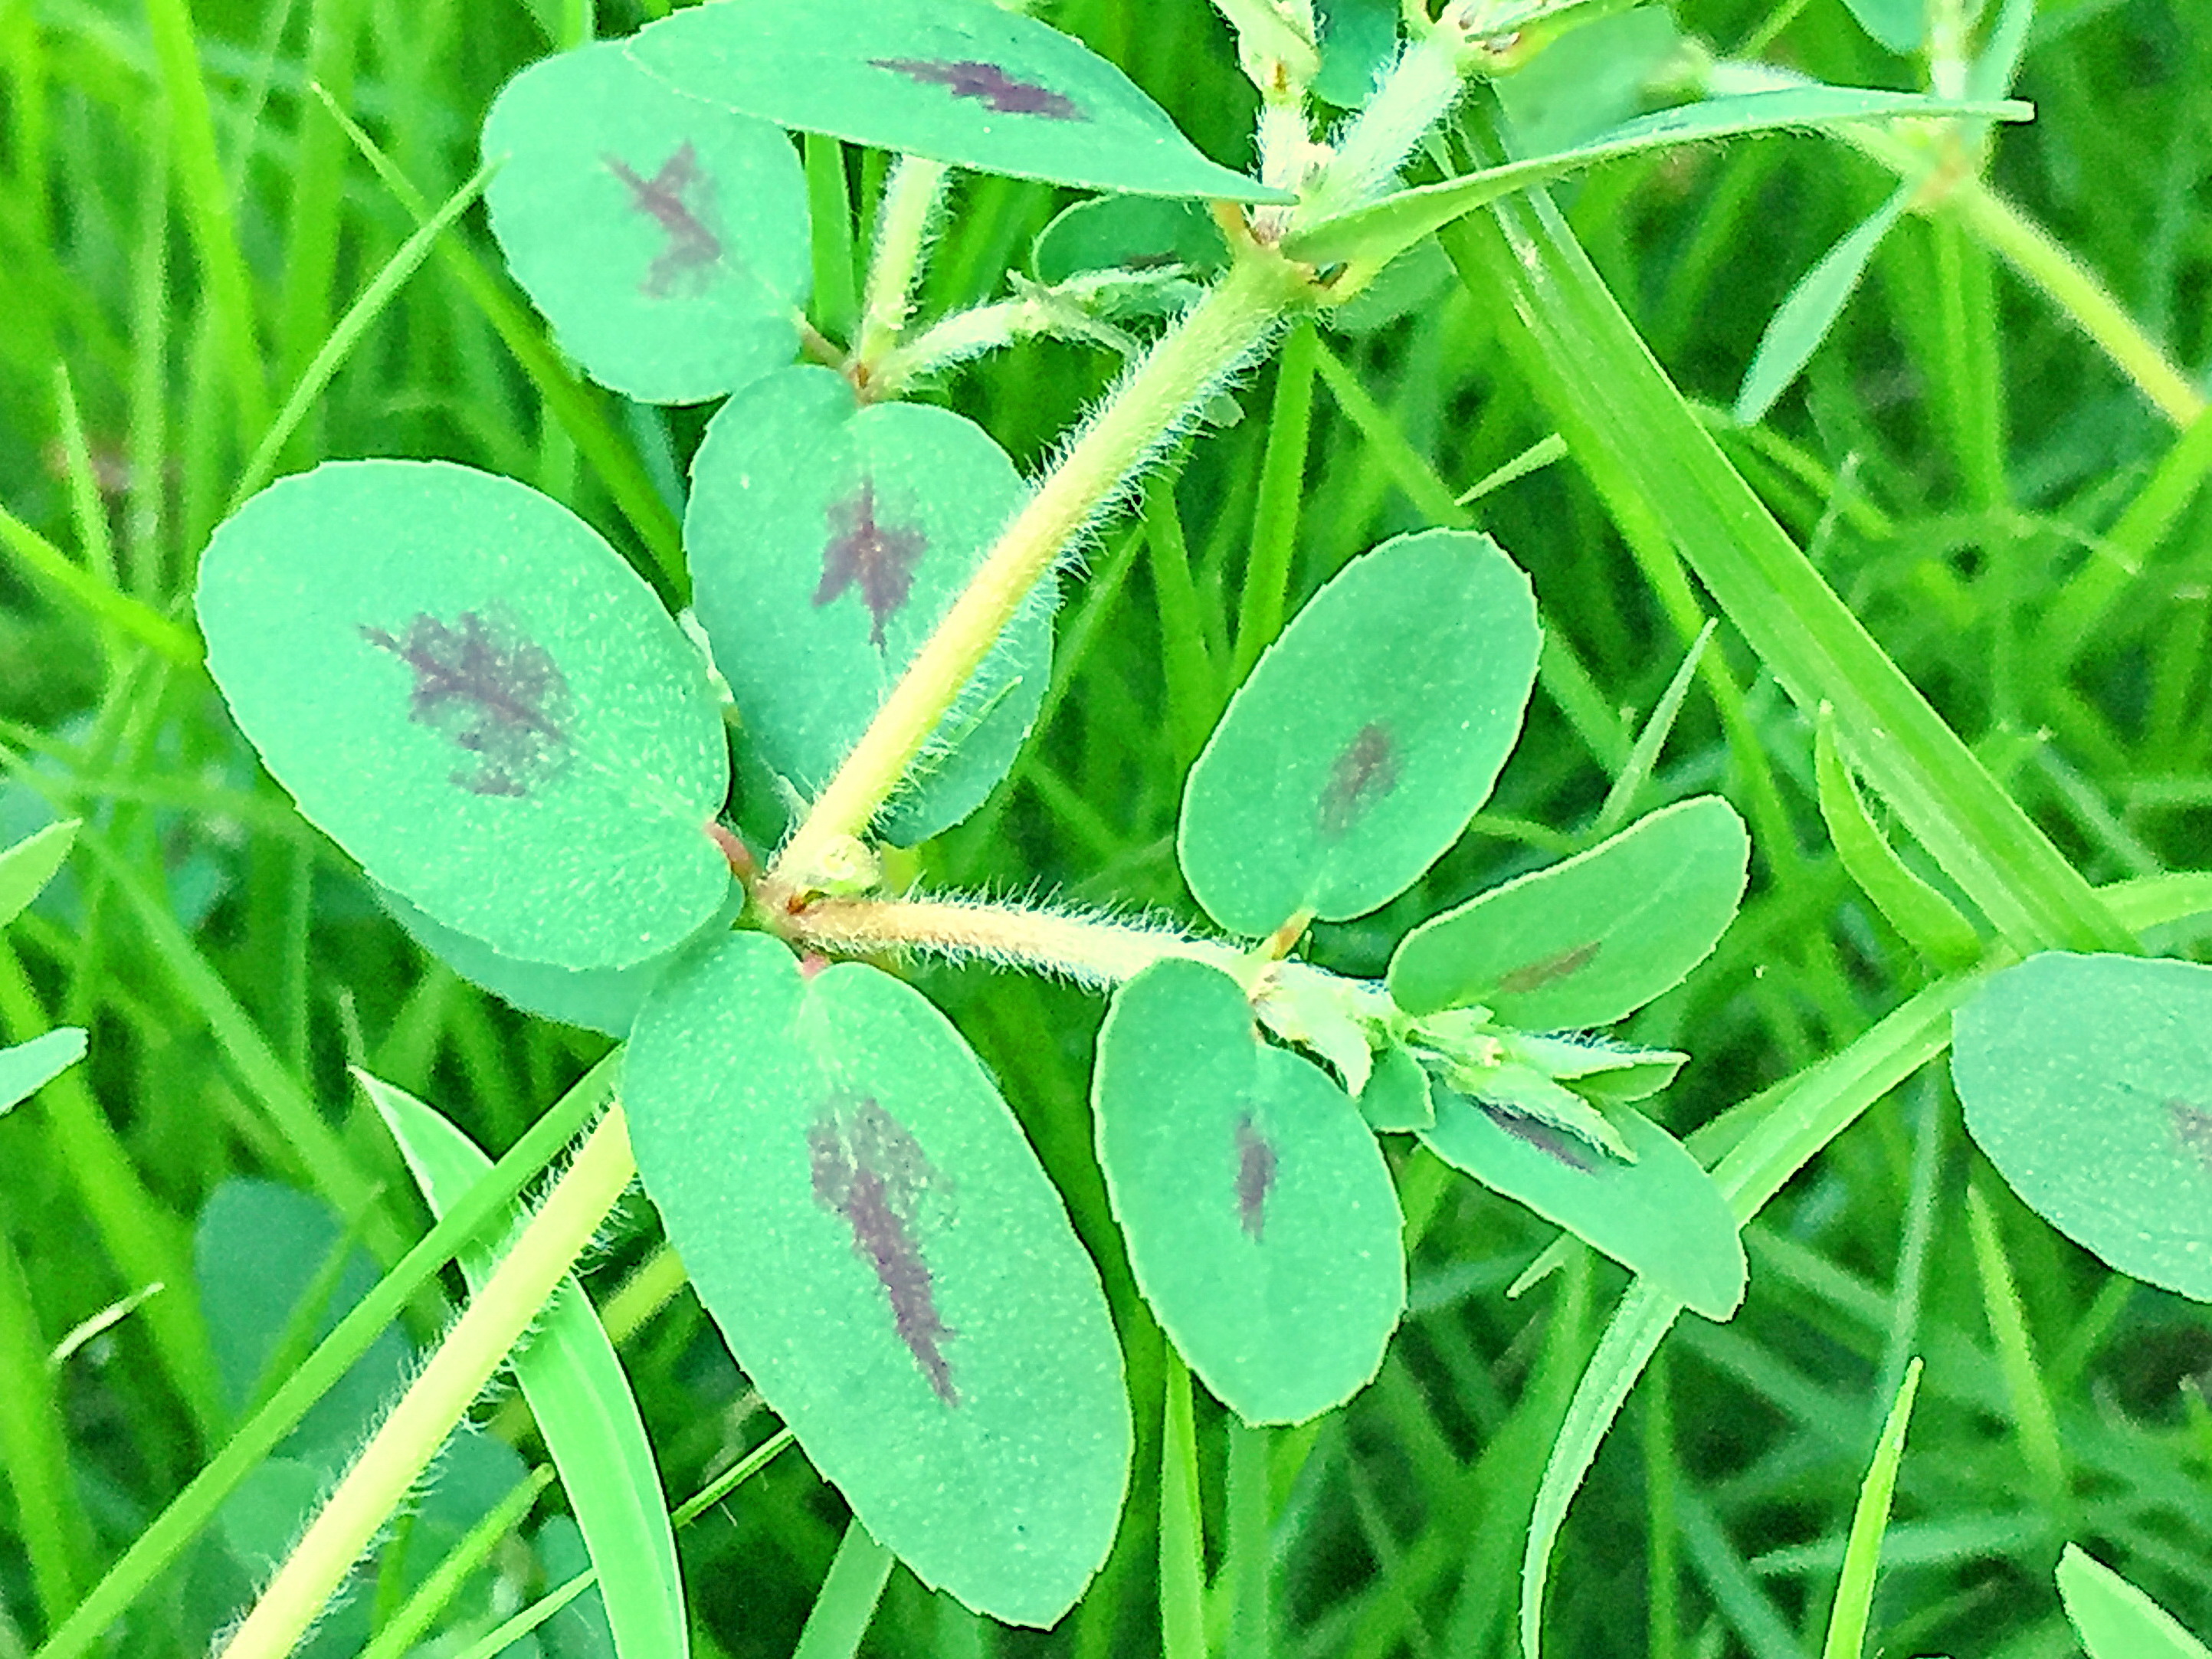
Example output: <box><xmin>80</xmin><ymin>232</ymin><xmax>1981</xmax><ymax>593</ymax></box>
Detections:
<box><xmin>852</xmin><ymin>156</ymin><xmax>950</xmax><ymax>383</ymax></box>
<box><xmin>765</xmin><ymin>250</ymin><xmax>1310</xmax><ymax>903</ymax></box>
<box><xmin>212</xmin><ymin>1106</ymin><xmax>635</xmax><ymax>1659</ymax></box>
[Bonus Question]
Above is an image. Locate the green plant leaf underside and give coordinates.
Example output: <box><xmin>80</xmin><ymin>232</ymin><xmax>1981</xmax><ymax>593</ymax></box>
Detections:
<box><xmin>198</xmin><ymin>460</ymin><xmax>732</xmax><ymax>971</ymax></box>
<box><xmin>0</xmin><ymin>818</ymin><xmax>80</xmax><ymax>929</ymax></box>
<box><xmin>1953</xmin><ymin>952</ymin><xmax>2212</xmax><ymax>1303</ymax></box>
<box><xmin>629</xmin><ymin>0</ymin><xmax>1290</xmax><ymax>203</ymax></box>
<box><xmin>366</xmin><ymin>1075</ymin><xmax>689</xmax><ymax>1659</ymax></box>
<box><xmin>1388</xmin><ymin>796</ymin><xmax>1750</xmax><ymax>1025</ymax></box>
<box><xmin>624</xmin><ymin>932</ymin><xmax>1130</xmax><ymax>1626</ymax></box>
<box><xmin>2057</xmin><ymin>1543</ymin><xmax>2212</xmax><ymax>1659</ymax></box>
<box><xmin>1419</xmin><ymin>1087</ymin><xmax>1745</xmax><ymax>1320</ymax></box>
<box><xmin>1095</xmin><ymin>959</ymin><xmax>1405</xmax><ymax>1425</ymax></box>
<box><xmin>1179</xmin><ymin>529</ymin><xmax>1539</xmax><ymax>938</ymax></box>
<box><xmin>482</xmin><ymin>38</ymin><xmax>811</xmax><ymax>405</ymax></box>
<box><xmin>0</xmin><ymin>1028</ymin><xmax>88</xmax><ymax>1116</ymax></box>
<box><xmin>687</xmin><ymin>366</ymin><xmax>1049</xmax><ymax>844</ymax></box>
<box><xmin>1285</xmin><ymin>88</ymin><xmax>2030</xmax><ymax>268</ymax></box>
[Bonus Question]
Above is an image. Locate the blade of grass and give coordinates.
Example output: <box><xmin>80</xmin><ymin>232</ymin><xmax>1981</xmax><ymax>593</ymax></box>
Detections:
<box><xmin>228</xmin><ymin>155</ymin><xmax>499</xmax><ymax>516</ymax></box>
<box><xmin>1144</xmin><ymin>476</ymin><xmax>1221</xmax><ymax>769</ymax></box>
<box><xmin>805</xmin><ymin>132</ymin><xmax>859</xmax><ymax>343</ymax></box>
<box><xmin>1819</xmin><ymin>1358</ymin><xmax>1922</xmax><ymax>1659</ymax></box>
<box><xmin>145</xmin><ymin>0</ymin><xmax>268</xmax><ymax>449</ymax></box>
<box><xmin>1232</xmin><ymin>320</ymin><xmax>1319</xmax><ymax>679</ymax></box>
<box><xmin>0</xmin><ymin>1225</ymin><xmax>96</xmax><ymax>1634</ymax></box>
<box><xmin>1814</xmin><ymin>709</ymin><xmax>1984</xmax><ymax>971</ymax></box>
<box><xmin>1162</xmin><ymin>1352</ymin><xmax>1206</xmax><ymax>1659</ymax></box>
<box><xmin>1589</xmin><ymin>618</ymin><xmax>1714</xmax><ymax>839</ymax></box>
<box><xmin>1735</xmin><ymin>183</ymin><xmax>1912</xmax><ymax>427</ymax></box>
<box><xmin>1965</xmin><ymin>1183</ymin><xmax>2070</xmax><ymax>1523</ymax></box>
<box><xmin>1444</xmin><ymin>167</ymin><xmax>2135</xmax><ymax>954</ymax></box>
<box><xmin>367</xmin><ymin>1073</ymin><xmax>688</xmax><ymax>1659</ymax></box>
<box><xmin>30</xmin><ymin>1051</ymin><xmax>618</xmax><ymax>1659</ymax></box>
<box><xmin>1225</xmin><ymin>1418</ymin><xmax>1272</xmax><ymax>1659</ymax></box>
<box><xmin>2057</xmin><ymin>1546</ymin><xmax>2212</xmax><ymax>1659</ymax></box>
<box><xmin>791</xmin><ymin>1521</ymin><xmax>897</xmax><ymax>1659</ymax></box>
<box><xmin>0</xmin><ymin>502</ymin><xmax>203</xmax><ymax>667</ymax></box>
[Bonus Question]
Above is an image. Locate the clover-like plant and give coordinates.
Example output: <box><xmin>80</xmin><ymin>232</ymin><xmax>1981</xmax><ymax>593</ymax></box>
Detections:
<box><xmin>185</xmin><ymin>1</ymin><xmax>2028</xmax><ymax>1648</ymax></box>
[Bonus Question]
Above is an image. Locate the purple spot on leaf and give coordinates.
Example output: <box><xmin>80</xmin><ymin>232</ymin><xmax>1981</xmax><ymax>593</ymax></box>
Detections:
<box><xmin>1498</xmin><ymin>940</ymin><xmax>1602</xmax><ymax>997</ymax></box>
<box><xmin>604</xmin><ymin>142</ymin><xmax>723</xmax><ymax>297</ymax></box>
<box><xmin>1317</xmin><ymin>722</ymin><xmax>1399</xmax><ymax>840</ymax></box>
<box><xmin>1479</xmin><ymin>1101</ymin><xmax>1598</xmax><ymax>1172</ymax></box>
<box><xmin>869</xmin><ymin>57</ymin><xmax>1083</xmax><ymax>120</ymax></box>
<box><xmin>360</xmin><ymin>611</ymin><xmax>571</xmax><ymax>797</ymax></box>
<box><xmin>816</xmin><ymin>479</ymin><xmax>927</xmax><ymax>651</ymax></box>
<box><xmin>2169</xmin><ymin>1099</ymin><xmax>2212</xmax><ymax>1177</ymax></box>
<box><xmin>1234</xmin><ymin>1113</ymin><xmax>1277</xmax><ymax>1240</ymax></box>
<box><xmin>809</xmin><ymin>1097</ymin><xmax>959</xmax><ymax>1405</ymax></box>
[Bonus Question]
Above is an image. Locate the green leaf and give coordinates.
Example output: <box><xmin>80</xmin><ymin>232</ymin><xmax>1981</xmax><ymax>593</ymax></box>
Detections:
<box><xmin>1093</xmin><ymin>959</ymin><xmax>1404</xmax><ymax>1424</ymax></box>
<box><xmin>1952</xmin><ymin>952</ymin><xmax>2212</xmax><ymax>1303</ymax></box>
<box><xmin>1735</xmin><ymin>185</ymin><xmax>1912</xmax><ymax>425</ymax></box>
<box><xmin>686</xmin><ymin>366</ymin><xmax>1050</xmax><ymax>844</ymax></box>
<box><xmin>1031</xmin><ymin>195</ymin><xmax>1226</xmax><ymax>286</ymax></box>
<box><xmin>1419</xmin><ymin>1087</ymin><xmax>1745</xmax><ymax>1320</ymax></box>
<box><xmin>0</xmin><ymin>1028</ymin><xmax>87</xmax><ymax>1116</ymax></box>
<box><xmin>1310</xmin><ymin>0</ymin><xmax>1398</xmax><ymax>108</ymax></box>
<box><xmin>0</xmin><ymin>819</ymin><xmax>78</xmax><ymax>931</ymax></box>
<box><xmin>364</xmin><ymin>1074</ymin><xmax>689</xmax><ymax>1659</ymax></box>
<box><xmin>628</xmin><ymin>0</ymin><xmax>1290</xmax><ymax>204</ymax></box>
<box><xmin>1360</xmin><ymin>1041</ymin><xmax>1434</xmax><ymax>1131</ymax></box>
<box><xmin>481</xmin><ymin>39</ymin><xmax>811</xmax><ymax>405</ymax></box>
<box><xmin>378</xmin><ymin>882</ymin><xmax>744</xmax><ymax>1039</ymax></box>
<box><xmin>1388</xmin><ymin>797</ymin><xmax>1750</xmax><ymax>1026</ymax></box>
<box><xmin>1820</xmin><ymin>1359</ymin><xmax>1922</xmax><ymax>1659</ymax></box>
<box><xmin>197</xmin><ymin>461</ymin><xmax>732</xmax><ymax>971</ymax></box>
<box><xmin>624</xmin><ymin>932</ymin><xmax>1130</xmax><ymax>1625</ymax></box>
<box><xmin>2057</xmin><ymin>1544</ymin><xmax>2212</xmax><ymax>1659</ymax></box>
<box><xmin>1284</xmin><ymin>88</ymin><xmax>2030</xmax><ymax>269</ymax></box>
<box><xmin>1815</xmin><ymin>712</ymin><xmax>1982</xmax><ymax>972</ymax></box>
<box><xmin>1840</xmin><ymin>0</ymin><xmax>1925</xmax><ymax>54</ymax></box>
<box><xmin>1179</xmin><ymin>528</ymin><xmax>1539</xmax><ymax>937</ymax></box>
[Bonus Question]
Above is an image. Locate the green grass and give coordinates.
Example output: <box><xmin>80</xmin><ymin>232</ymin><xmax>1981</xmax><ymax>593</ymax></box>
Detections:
<box><xmin>3</xmin><ymin>0</ymin><xmax>2211</xmax><ymax>1655</ymax></box>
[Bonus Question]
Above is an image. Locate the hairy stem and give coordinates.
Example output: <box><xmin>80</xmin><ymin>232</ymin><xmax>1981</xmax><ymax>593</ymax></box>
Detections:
<box><xmin>764</xmin><ymin>249</ymin><xmax>1311</xmax><ymax>905</ymax></box>
<box><xmin>788</xmin><ymin>893</ymin><xmax>1248</xmax><ymax>987</ymax></box>
<box><xmin>853</xmin><ymin>156</ymin><xmax>952</xmax><ymax>385</ymax></box>
<box><xmin>214</xmin><ymin>1110</ymin><xmax>637</xmax><ymax>1659</ymax></box>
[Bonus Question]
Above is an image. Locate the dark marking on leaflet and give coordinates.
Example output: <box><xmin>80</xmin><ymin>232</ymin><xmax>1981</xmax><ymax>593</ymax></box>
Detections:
<box><xmin>360</xmin><ymin>611</ymin><xmax>571</xmax><ymax>797</ymax></box>
<box><xmin>817</xmin><ymin>480</ymin><xmax>927</xmax><ymax>650</ymax></box>
<box><xmin>604</xmin><ymin>142</ymin><xmax>723</xmax><ymax>297</ymax></box>
<box><xmin>1234</xmin><ymin>1113</ymin><xmax>1277</xmax><ymax>1240</ymax></box>
<box><xmin>1479</xmin><ymin>1101</ymin><xmax>1598</xmax><ymax>1172</ymax></box>
<box><xmin>1498</xmin><ymin>940</ymin><xmax>1602</xmax><ymax>997</ymax></box>
<box><xmin>1317</xmin><ymin>722</ymin><xmax>1399</xmax><ymax>839</ymax></box>
<box><xmin>810</xmin><ymin>1097</ymin><xmax>959</xmax><ymax>1405</ymax></box>
<box><xmin>2170</xmin><ymin>1099</ymin><xmax>2212</xmax><ymax>1177</ymax></box>
<box><xmin>870</xmin><ymin>57</ymin><xmax>1083</xmax><ymax>120</ymax></box>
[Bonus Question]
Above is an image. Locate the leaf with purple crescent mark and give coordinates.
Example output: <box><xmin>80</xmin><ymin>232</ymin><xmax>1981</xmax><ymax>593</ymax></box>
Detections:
<box><xmin>603</xmin><ymin>140</ymin><xmax>724</xmax><ymax>297</ymax></box>
<box><xmin>869</xmin><ymin>56</ymin><xmax>1083</xmax><ymax>120</ymax></box>
<box><xmin>1233</xmin><ymin>1113</ymin><xmax>1278</xmax><ymax>1240</ymax></box>
<box><xmin>360</xmin><ymin>610</ymin><xmax>574</xmax><ymax>798</ymax></box>
<box><xmin>816</xmin><ymin>480</ymin><xmax>928</xmax><ymax>651</ymax></box>
<box><xmin>1316</xmin><ymin>720</ymin><xmax>1399</xmax><ymax>840</ymax></box>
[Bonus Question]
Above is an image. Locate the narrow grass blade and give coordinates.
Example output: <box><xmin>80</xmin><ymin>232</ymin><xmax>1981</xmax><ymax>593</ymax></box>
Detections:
<box><xmin>1965</xmin><ymin>1183</ymin><xmax>2069</xmax><ymax>1518</ymax></box>
<box><xmin>366</xmin><ymin>1074</ymin><xmax>689</xmax><ymax>1659</ymax></box>
<box><xmin>0</xmin><ymin>504</ymin><xmax>202</xmax><ymax>667</ymax></box>
<box><xmin>1224</xmin><ymin>1419</ymin><xmax>1271</xmax><ymax>1659</ymax></box>
<box><xmin>0</xmin><ymin>820</ymin><xmax>78</xmax><ymax>930</ymax></box>
<box><xmin>1735</xmin><ymin>184</ymin><xmax>1912</xmax><ymax>426</ymax></box>
<box><xmin>1232</xmin><ymin>320</ymin><xmax>1319</xmax><ymax>680</ymax></box>
<box><xmin>1161</xmin><ymin>1352</ymin><xmax>1206</xmax><ymax>1659</ymax></box>
<box><xmin>791</xmin><ymin>1520</ymin><xmax>896</xmax><ymax>1659</ymax></box>
<box><xmin>2057</xmin><ymin>1546</ymin><xmax>2212</xmax><ymax>1659</ymax></box>
<box><xmin>30</xmin><ymin>1053</ymin><xmax>616</xmax><ymax>1659</ymax></box>
<box><xmin>229</xmin><ymin>157</ymin><xmax>500</xmax><ymax>515</ymax></box>
<box><xmin>1589</xmin><ymin>619</ymin><xmax>1713</xmax><ymax>838</ymax></box>
<box><xmin>1820</xmin><ymin>1358</ymin><xmax>1922</xmax><ymax>1659</ymax></box>
<box><xmin>1446</xmin><ymin>177</ymin><xmax>2133</xmax><ymax>955</ymax></box>
<box><xmin>0</xmin><ymin>1227</ymin><xmax>96</xmax><ymax>1631</ymax></box>
<box><xmin>805</xmin><ymin>133</ymin><xmax>859</xmax><ymax>343</ymax></box>
<box><xmin>356</xmin><ymin>1468</ymin><xmax>553</xmax><ymax>1659</ymax></box>
<box><xmin>1814</xmin><ymin>710</ymin><xmax>1982</xmax><ymax>970</ymax></box>
<box><xmin>1288</xmin><ymin>90</ymin><xmax>2027</xmax><ymax>267</ymax></box>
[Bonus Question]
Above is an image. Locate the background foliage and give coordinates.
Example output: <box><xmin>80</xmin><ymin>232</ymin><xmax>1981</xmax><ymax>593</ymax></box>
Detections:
<box><xmin>2</xmin><ymin>0</ymin><xmax>2210</xmax><ymax>1655</ymax></box>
